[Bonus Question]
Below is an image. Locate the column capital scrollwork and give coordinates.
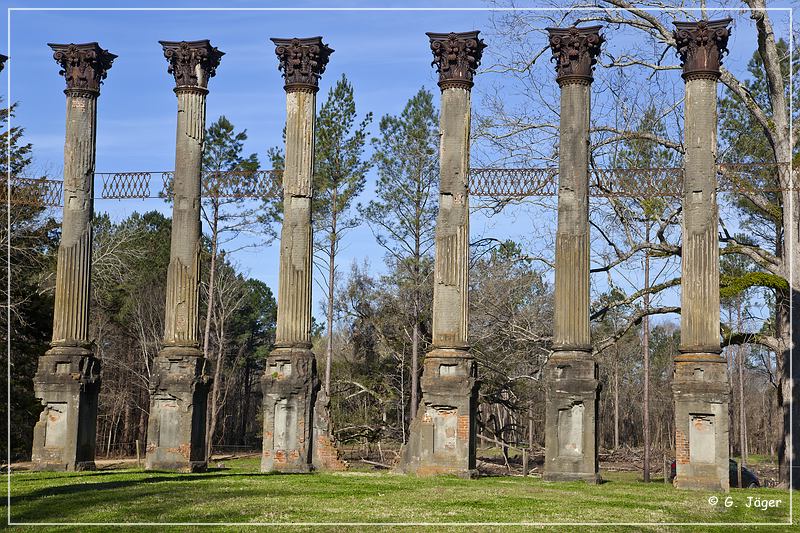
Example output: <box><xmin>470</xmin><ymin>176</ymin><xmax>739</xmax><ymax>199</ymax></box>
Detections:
<box><xmin>159</xmin><ymin>39</ymin><xmax>224</xmax><ymax>91</ymax></box>
<box><xmin>546</xmin><ymin>26</ymin><xmax>604</xmax><ymax>87</ymax></box>
<box><xmin>48</xmin><ymin>42</ymin><xmax>116</xmax><ymax>96</ymax></box>
<box><xmin>426</xmin><ymin>31</ymin><xmax>486</xmax><ymax>90</ymax></box>
<box><xmin>271</xmin><ymin>36</ymin><xmax>333</xmax><ymax>93</ymax></box>
<box><xmin>673</xmin><ymin>19</ymin><xmax>732</xmax><ymax>82</ymax></box>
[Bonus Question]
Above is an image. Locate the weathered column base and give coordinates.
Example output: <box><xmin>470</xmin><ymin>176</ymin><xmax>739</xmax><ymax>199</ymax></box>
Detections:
<box><xmin>145</xmin><ymin>346</ymin><xmax>210</xmax><ymax>473</ymax></box>
<box><xmin>31</xmin><ymin>347</ymin><xmax>101</xmax><ymax>471</ymax></box>
<box><xmin>400</xmin><ymin>348</ymin><xmax>478</xmax><ymax>478</ymax></box>
<box><xmin>261</xmin><ymin>347</ymin><xmax>317</xmax><ymax>473</ymax></box>
<box><xmin>312</xmin><ymin>391</ymin><xmax>348</xmax><ymax>471</ymax></box>
<box><xmin>672</xmin><ymin>353</ymin><xmax>730</xmax><ymax>491</ymax></box>
<box><xmin>543</xmin><ymin>352</ymin><xmax>600</xmax><ymax>483</ymax></box>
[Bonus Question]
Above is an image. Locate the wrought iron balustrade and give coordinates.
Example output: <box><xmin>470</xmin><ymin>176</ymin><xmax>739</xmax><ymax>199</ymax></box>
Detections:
<box><xmin>3</xmin><ymin>163</ymin><xmax>790</xmax><ymax>206</ymax></box>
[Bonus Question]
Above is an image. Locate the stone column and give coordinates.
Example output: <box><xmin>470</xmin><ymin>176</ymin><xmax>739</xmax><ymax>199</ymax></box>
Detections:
<box><xmin>31</xmin><ymin>43</ymin><xmax>115</xmax><ymax>471</ymax></box>
<box><xmin>401</xmin><ymin>31</ymin><xmax>485</xmax><ymax>478</ymax></box>
<box><xmin>672</xmin><ymin>19</ymin><xmax>731</xmax><ymax>492</ymax></box>
<box><xmin>146</xmin><ymin>40</ymin><xmax>223</xmax><ymax>473</ymax></box>
<box><xmin>542</xmin><ymin>26</ymin><xmax>603</xmax><ymax>484</ymax></box>
<box><xmin>262</xmin><ymin>37</ymin><xmax>333</xmax><ymax>473</ymax></box>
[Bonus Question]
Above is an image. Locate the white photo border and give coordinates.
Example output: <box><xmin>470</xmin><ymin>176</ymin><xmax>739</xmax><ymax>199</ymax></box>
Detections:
<box><xmin>4</xmin><ymin>4</ymin><xmax>795</xmax><ymax>528</ymax></box>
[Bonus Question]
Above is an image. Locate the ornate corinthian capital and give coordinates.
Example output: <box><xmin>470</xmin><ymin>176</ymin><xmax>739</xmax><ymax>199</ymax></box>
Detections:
<box><xmin>271</xmin><ymin>37</ymin><xmax>333</xmax><ymax>93</ymax></box>
<box><xmin>426</xmin><ymin>31</ymin><xmax>486</xmax><ymax>90</ymax></box>
<box><xmin>546</xmin><ymin>26</ymin><xmax>603</xmax><ymax>86</ymax></box>
<box><xmin>673</xmin><ymin>19</ymin><xmax>731</xmax><ymax>81</ymax></box>
<box><xmin>159</xmin><ymin>40</ymin><xmax>224</xmax><ymax>90</ymax></box>
<box><xmin>48</xmin><ymin>43</ymin><xmax>116</xmax><ymax>95</ymax></box>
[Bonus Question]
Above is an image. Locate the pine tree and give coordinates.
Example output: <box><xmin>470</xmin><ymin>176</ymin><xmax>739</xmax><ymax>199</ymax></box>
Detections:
<box><xmin>313</xmin><ymin>74</ymin><xmax>373</xmax><ymax>396</ymax></box>
<box><xmin>200</xmin><ymin>115</ymin><xmax>267</xmax><ymax>459</ymax></box>
<box><xmin>1</xmin><ymin>98</ymin><xmax>57</xmax><ymax>460</ymax></box>
<box><xmin>362</xmin><ymin>87</ymin><xmax>439</xmax><ymax>422</ymax></box>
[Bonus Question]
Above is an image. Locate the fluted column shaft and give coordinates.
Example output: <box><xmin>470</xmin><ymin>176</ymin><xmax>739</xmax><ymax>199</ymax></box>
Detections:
<box><xmin>552</xmin><ymin>81</ymin><xmax>591</xmax><ymax>354</ymax></box>
<box><xmin>51</xmin><ymin>91</ymin><xmax>97</xmax><ymax>349</ymax></box>
<box><xmin>431</xmin><ymin>87</ymin><xmax>470</xmax><ymax>350</ymax></box>
<box><xmin>163</xmin><ymin>87</ymin><xmax>206</xmax><ymax>349</ymax></box>
<box><xmin>275</xmin><ymin>89</ymin><xmax>315</xmax><ymax>348</ymax></box>
<box><xmin>679</xmin><ymin>77</ymin><xmax>720</xmax><ymax>354</ymax></box>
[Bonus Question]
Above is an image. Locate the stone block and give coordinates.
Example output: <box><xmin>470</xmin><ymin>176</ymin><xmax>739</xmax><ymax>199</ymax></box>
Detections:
<box><xmin>31</xmin><ymin>351</ymin><xmax>100</xmax><ymax>471</ymax></box>
<box><xmin>672</xmin><ymin>358</ymin><xmax>730</xmax><ymax>491</ymax></box>
<box><xmin>400</xmin><ymin>350</ymin><xmax>478</xmax><ymax>477</ymax></box>
<box><xmin>261</xmin><ymin>347</ymin><xmax>317</xmax><ymax>473</ymax></box>
<box><xmin>542</xmin><ymin>355</ymin><xmax>600</xmax><ymax>483</ymax></box>
<box><xmin>145</xmin><ymin>349</ymin><xmax>209</xmax><ymax>472</ymax></box>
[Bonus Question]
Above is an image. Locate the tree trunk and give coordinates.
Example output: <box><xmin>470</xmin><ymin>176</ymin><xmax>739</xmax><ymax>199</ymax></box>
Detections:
<box><xmin>400</xmin><ymin>349</ymin><xmax>406</xmax><ymax>444</ymax></box>
<box><xmin>410</xmin><ymin>218</ymin><xmax>422</xmax><ymax>422</ymax></box>
<box><xmin>325</xmin><ymin>189</ymin><xmax>338</xmax><ymax>396</ymax></box>
<box><xmin>528</xmin><ymin>403</ymin><xmax>534</xmax><ymax>451</ymax></box>
<box><xmin>203</xmin><ymin>198</ymin><xmax>219</xmax><ymax>361</ymax></box>
<box><xmin>749</xmin><ymin>1</ymin><xmax>796</xmax><ymax>490</ymax></box>
<box><xmin>737</xmin><ymin>302</ymin><xmax>746</xmax><ymax>487</ymax></box>
<box><xmin>614</xmin><ymin>344</ymin><xmax>620</xmax><ymax>450</ymax></box>
<box><xmin>239</xmin><ymin>354</ymin><xmax>252</xmax><ymax>446</ymax></box>
<box><xmin>777</xmin><ymin>219</ymin><xmax>794</xmax><ymax>487</ymax></box>
<box><xmin>207</xmin><ymin>331</ymin><xmax>225</xmax><ymax>460</ymax></box>
<box><xmin>204</xmin><ymin>199</ymin><xmax>221</xmax><ymax>461</ymax></box>
<box><xmin>411</xmin><ymin>321</ymin><xmax>419</xmax><ymax>420</ymax></box>
<box><xmin>138</xmin><ymin>392</ymin><xmax>148</xmax><ymax>446</ymax></box>
<box><xmin>787</xmin><ymin>186</ymin><xmax>800</xmax><ymax>489</ymax></box>
<box><xmin>642</xmin><ymin>225</ymin><xmax>651</xmax><ymax>481</ymax></box>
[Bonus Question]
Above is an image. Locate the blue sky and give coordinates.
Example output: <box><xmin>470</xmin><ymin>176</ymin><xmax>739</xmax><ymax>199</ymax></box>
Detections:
<box><xmin>3</xmin><ymin>1</ymin><xmax>795</xmax><ymax>326</ymax></box>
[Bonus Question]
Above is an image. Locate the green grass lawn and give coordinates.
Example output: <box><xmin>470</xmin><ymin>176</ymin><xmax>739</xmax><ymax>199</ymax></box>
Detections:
<box><xmin>5</xmin><ymin>458</ymin><xmax>796</xmax><ymax>532</ymax></box>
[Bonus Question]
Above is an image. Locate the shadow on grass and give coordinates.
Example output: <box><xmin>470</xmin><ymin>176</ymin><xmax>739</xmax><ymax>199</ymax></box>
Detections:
<box><xmin>14</xmin><ymin>470</ymin><xmax>129</xmax><ymax>480</ymax></box>
<box><xmin>11</xmin><ymin>471</ymin><xmax>266</xmax><ymax>504</ymax></box>
<box><xmin>10</xmin><ymin>470</ymin><xmax>419</xmax><ymax>524</ymax></box>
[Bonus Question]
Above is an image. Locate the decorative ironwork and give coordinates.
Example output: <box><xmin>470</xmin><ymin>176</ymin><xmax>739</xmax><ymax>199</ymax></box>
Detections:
<box><xmin>546</xmin><ymin>26</ymin><xmax>604</xmax><ymax>86</ymax></box>
<box><xmin>48</xmin><ymin>42</ymin><xmax>116</xmax><ymax>95</ymax></box>
<box><xmin>469</xmin><ymin>168</ymin><xmax>558</xmax><ymax>197</ymax></box>
<box><xmin>97</xmin><ymin>170</ymin><xmax>282</xmax><ymax>200</ymax></box>
<box><xmin>271</xmin><ymin>37</ymin><xmax>333</xmax><ymax>93</ymax></box>
<box><xmin>200</xmin><ymin>170</ymin><xmax>283</xmax><ymax>198</ymax></box>
<box><xmin>160</xmin><ymin>40</ymin><xmax>224</xmax><ymax>89</ymax></box>
<box><xmin>1</xmin><ymin>177</ymin><xmax>63</xmax><ymax>207</ymax></box>
<box><xmin>469</xmin><ymin>163</ymin><xmax>791</xmax><ymax>198</ymax></box>
<box><xmin>591</xmin><ymin>167</ymin><xmax>683</xmax><ymax>198</ymax></box>
<box><xmin>101</xmin><ymin>172</ymin><xmax>153</xmax><ymax>199</ymax></box>
<box><xmin>161</xmin><ymin>172</ymin><xmax>174</xmax><ymax>195</ymax></box>
<box><xmin>5</xmin><ymin>164</ymin><xmax>791</xmax><ymax>206</ymax></box>
<box><xmin>426</xmin><ymin>31</ymin><xmax>487</xmax><ymax>90</ymax></box>
<box><xmin>673</xmin><ymin>19</ymin><xmax>731</xmax><ymax>81</ymax></box>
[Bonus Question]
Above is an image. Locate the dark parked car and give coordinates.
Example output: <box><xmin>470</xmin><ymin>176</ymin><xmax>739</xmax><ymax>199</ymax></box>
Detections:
<box><xmin>669</xmin><ymin>459</ymin><xmax>760</xmax><ymax>488</ymax></box>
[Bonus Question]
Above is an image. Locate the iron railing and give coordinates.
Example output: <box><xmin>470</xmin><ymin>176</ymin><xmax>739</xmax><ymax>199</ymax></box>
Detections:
<box><xmin>1</xmin><ymin>176</ymin><xmax>63</xmax><ymax>207</ymax></box>
<box><xmin>98</xmin><ymin>169</ymin><xmax>281</xmax><ymax>200</ymax></box>
<box><xmin>3</xmin><ymin>163</ymin><xmax>791</xmax><ymax>207</ymax></box>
